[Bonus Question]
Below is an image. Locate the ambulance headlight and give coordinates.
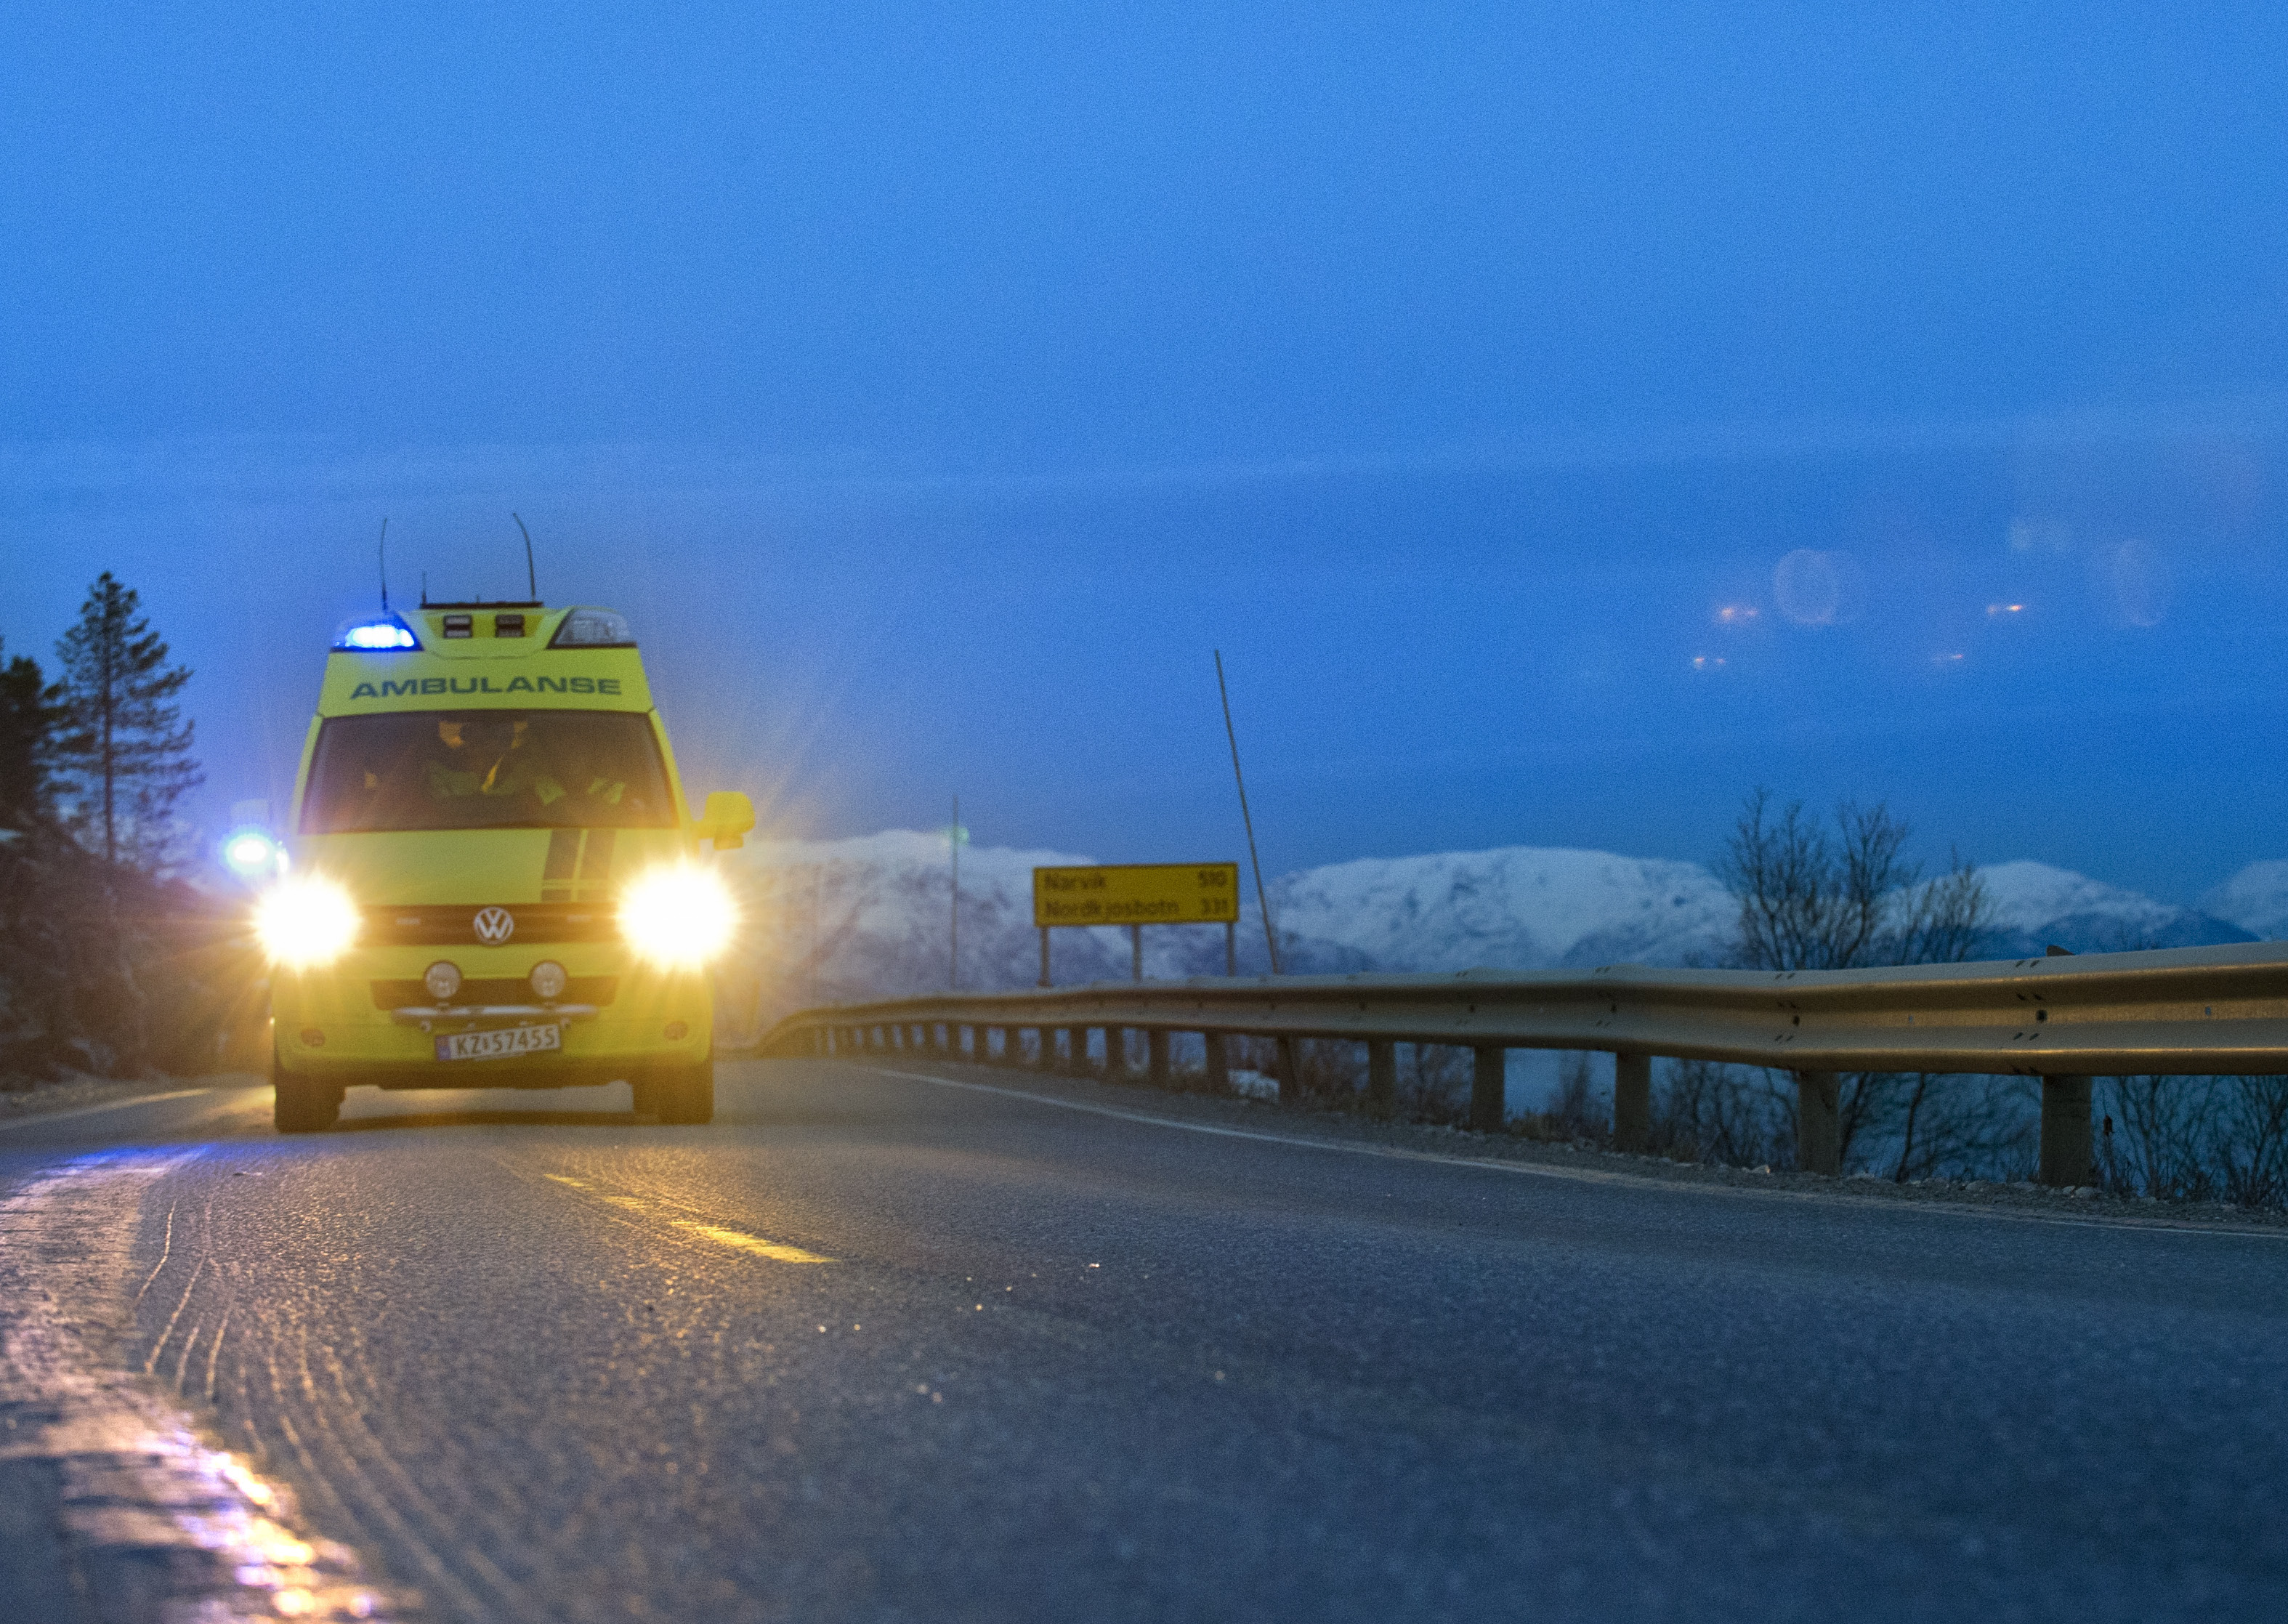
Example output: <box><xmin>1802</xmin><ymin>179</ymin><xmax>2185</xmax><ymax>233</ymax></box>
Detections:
<box><xmin>620</xmin><ymin>865</ymin><xmax>737</xmax><ymax>967</ymax></box>
<box><xmin>254</xmin><ymin>878</ymin><xmax>360</xmax><ymax>969</ymax></box>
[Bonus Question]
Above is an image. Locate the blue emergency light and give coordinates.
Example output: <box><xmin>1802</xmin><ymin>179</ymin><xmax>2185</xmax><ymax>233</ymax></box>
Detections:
<box><xmin>332</xmin><ymin>614</ymin><xmax>421</xmax><ymax>651</ymax></box>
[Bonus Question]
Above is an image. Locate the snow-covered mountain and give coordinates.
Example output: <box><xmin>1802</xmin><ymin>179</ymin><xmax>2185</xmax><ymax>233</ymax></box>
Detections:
<box><xmin>720</xmin><ymin>832</ymin><xmax>2266</xmax><ymax>1025</ymax></box>
<box><xmin>1269</xmin><ymin>848</ymin><xmax>1732</xmax><ymax>972</ymax></box>
<box><xmin>2201</xmin><ymin>862</ymin><xmax>2288</xmax><ymax>940</ymax></box>
<box><xmin>1978</xmin><ymin>860</ymin><xmax>2253</xmax><ymax>956</ymax></box>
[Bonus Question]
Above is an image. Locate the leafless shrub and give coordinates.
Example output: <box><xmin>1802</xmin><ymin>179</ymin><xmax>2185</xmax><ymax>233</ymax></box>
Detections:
<box><xmin>1510</xmin><ymin>1052</ymin><xmax>1611</xmax><ymax>1144</ymax></box>
<box><xmin>2221</xmin><ymin>1078</ymin><xmax>2288</xmax><ymax>1208</ymax></box>
<box><xmin>2102</xmin><ymin>1075</ymin><xmax>2224</xmax><ymax>1203</ymax></box>
<box><xmin>1650</xmin><ymin>1059</ymin><xmax>1793</xmax><ymax>1167</ymax></box>
<box><xmin>1860</xmin><ymin>1074</ymin><xmax>2036</xmax><ymax>1181</ymax></box>
<box><xmin>1397</xmin><ymin>1043</ymin><xmax>1471</xmax><ymax>1126</ymax></box>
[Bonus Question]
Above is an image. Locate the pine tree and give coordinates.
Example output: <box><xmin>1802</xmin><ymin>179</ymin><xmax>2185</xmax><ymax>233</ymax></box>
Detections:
<box><xmin>0</xmin><ymin>637</ymin><xmax>59</xmax><ymax>831</ymax></box>
<box><xmin>52</xmin><ymin>573</ymin><xmax>203</xmax><ymax>871</ymax></box>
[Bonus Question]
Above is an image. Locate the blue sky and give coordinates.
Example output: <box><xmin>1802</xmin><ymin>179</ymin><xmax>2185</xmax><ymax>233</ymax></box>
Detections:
<box><xmin>5</xmin><ymin>3</ymin><xmax>2286</xmax><ymax>900</ymax></box>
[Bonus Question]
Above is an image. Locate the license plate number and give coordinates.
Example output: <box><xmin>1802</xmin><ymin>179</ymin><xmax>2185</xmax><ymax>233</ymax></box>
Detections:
<box><xmin>435</xmin><ymin>1024</ymin><xmax>563</xmax><ymax>1063</ymax></box>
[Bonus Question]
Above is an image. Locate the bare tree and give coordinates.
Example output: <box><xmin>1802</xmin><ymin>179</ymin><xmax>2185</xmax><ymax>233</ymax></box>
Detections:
<box><xmin>1714</xmin><ymin>789</ymin><xmax>1995</xmax><ymax>1172</ymax></box>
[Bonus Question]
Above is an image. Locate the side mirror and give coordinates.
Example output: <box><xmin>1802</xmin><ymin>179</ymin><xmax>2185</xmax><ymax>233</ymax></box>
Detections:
<box><xmin>696</xmin><ymin>790</ymin><xmax>756</xmax><ymax>851</ymax></box>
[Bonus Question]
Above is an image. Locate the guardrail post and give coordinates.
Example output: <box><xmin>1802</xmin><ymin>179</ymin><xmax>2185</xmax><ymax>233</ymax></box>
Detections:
<box><xmin>1035</xmin><ymin>1027</ymin><xmax>1058</xmax><ymax>1073</ymax></box>
<box><xmin>1203</xmin><ymin>1031</ymin><xmax>1229</xmax><ymax>1093</ymax></box>
<box><xmin>1367</xmin><ymin>1039</ymin><xmax>1396</xmax><ymax>1118</ymax></box>
<box><xmin>1147</xmin><ymin>1029</ymin><xmax>1169</xmax><ymax>1088</ymax></box>
<box><xmin>1067</xmin><ymin>1026</ymin><xmax>1090</xmax><ymax>1076</ymax></box>
<box><xmin>1470</xmin><ymin>1046</ymin><xmax>1505</xmax><ymax>1131</ymax></box>
<box><xmin>1796</xmin><ymin>1071</ymin><xmax>1840</xmax><ymax>1175</ymax></box>
<box><xmin>1277</xmin><ymin>1036</ymin><xmax>1301</xmax><ymax>1102</ymax></box>
<box><xmin>2039</xmin><ymin>1075</ymin><xmax>2095</xmax><ymax>1187</ymax></box>
<box><xmin>1613</xmin><ymin>1053</ymin><xmax>1652</xmax><ymax>1152</ymax></box>
<box><xmin>1107</xmin><ymin>1027</ymin><xmax>1130</xmax><ymax>1079</ymax></box>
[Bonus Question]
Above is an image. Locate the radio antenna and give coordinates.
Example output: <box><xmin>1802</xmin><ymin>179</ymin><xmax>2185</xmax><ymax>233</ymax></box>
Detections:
<box><xmin>513</xmin><ymin>512</ymin><xmax>538</xmax><ymax>601</ymax></box>
<box><xmin>378</xmin><ymin>517</ymin><xmax>391</xmax><ymax>610</ymax></box>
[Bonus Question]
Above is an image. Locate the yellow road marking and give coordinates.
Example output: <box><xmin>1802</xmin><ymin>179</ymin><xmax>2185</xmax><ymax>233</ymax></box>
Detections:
<box><xmin>545</xmin><ymin>1174</ymin><xmax>833</xmax><ymax>1261</ymax></box>
<box><xmin>671</xmin><ymin>1221</ymin><xmax>835</xmax><ymax>1263</ymax></box>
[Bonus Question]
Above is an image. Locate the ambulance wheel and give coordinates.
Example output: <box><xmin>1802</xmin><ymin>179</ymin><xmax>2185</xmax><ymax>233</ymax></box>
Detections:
<box><xmin>272</xmin><ymin>1053</ymin><xmax>341</xmax><ymax>1134</ymax></box>
<box><xmin>653</xmin><ymin>1061</ymin><xmax>714</xmax><ymax>1126</ymax></box>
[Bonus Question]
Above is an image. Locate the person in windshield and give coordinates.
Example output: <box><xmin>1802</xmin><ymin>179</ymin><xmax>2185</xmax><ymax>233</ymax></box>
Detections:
<box><xmin>426</xmin><ymin>715</ymin><xmax>567</xmax><ymax>811</ymax></box>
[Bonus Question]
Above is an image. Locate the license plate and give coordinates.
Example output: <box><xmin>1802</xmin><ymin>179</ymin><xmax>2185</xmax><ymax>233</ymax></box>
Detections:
<box><xmin>435</xmin><ymin>1024</ymin><xmax>563</xmax><ymax>1063</ymax></box>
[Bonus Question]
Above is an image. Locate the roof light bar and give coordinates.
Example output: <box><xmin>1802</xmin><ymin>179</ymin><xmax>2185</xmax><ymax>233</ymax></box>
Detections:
<box><xmin>332</xmin><ymin>614</ymin><xmax>422</xmax><ymax>652</ymax></box>
<box><xmin>549</xmin><ymin>608</ymin><xmax>635</xmax><ymax>648</ymax></box>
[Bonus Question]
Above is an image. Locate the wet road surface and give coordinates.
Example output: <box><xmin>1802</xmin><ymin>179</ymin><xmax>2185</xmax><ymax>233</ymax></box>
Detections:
<box><xmin>4</xmin><ymin>1057</ymin><xmax>2286</xmax><ymax>1621</ymax></box>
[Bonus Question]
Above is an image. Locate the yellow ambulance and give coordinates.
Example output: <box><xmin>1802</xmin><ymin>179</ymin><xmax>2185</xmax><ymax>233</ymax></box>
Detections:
<box><xmin>254</xmin><ymin>601</ymin><xmax>753</xmax><ymax>1132</ymax></box>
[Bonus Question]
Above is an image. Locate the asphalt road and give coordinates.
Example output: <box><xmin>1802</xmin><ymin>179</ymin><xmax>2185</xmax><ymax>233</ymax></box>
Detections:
<box><xmin>4</xmin><ymin>1057</ymin><xmax>2287</xmax><ymax>1623</ymax></box>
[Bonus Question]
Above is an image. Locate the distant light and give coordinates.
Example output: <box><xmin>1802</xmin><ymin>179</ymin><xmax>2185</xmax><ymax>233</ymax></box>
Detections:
<box><xmin>1935</xmin><ymin>652</ymin><xmax>1966</xmax><ymax>666</ymax></box>
<box><xmin>1691</xmin><ymin>655</ymin><xmax>1727</xmax><ymax>671</ymax></box>
<box><xmin>221</xmin><ymin>826</ymin><xmax>287</xmax><ymax>882</ymax></box>
<box><xmin>332</xmin><ymin>615</ymin><xmax>420</xmax><ymax>651</ymax></box>
<box><xmin>222</xmin><ymin>830</ymin><xmax>279</xmax><ymax>878</ymax></box>
<box><xmin>1985</xmin><ymin>602</ymin><xmax>2026</xmax><ymax>618</ymax></box>
<box><xmin>1712</xmin><ymin>604</ymin><xmax>1760</xmax><ymax>626</ymax></box>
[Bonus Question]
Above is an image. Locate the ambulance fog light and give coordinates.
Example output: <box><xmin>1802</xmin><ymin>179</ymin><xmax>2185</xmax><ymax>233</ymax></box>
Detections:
<box><xmin>424</xmin><ymin>961</ymin><xmax>464</xmax><ymax>1003</ymax></box>
<box><xmin>529</xmin><ymin>960</ymin><xmax>568</xmax><ymax>1001</ymax></box>
<box><xmin>620</xmin><ymin>866</ymin><xmax>737</xmax><ymax>967</ymax></box>
<box><xmin>254</xmin><ymin>878</ymin><xmax>359</xmax><ymax>969</ymax></box>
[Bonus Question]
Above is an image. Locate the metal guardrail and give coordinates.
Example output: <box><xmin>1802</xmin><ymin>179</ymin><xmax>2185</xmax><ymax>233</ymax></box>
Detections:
<box><xmin>751</xmin><ymin>942</ymin><xmax>2288</xmax><ymax>1184</ymax></box>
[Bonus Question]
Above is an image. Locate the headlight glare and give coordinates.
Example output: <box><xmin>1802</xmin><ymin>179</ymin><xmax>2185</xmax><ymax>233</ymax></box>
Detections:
<box><xmin>619</xmin><ymin>865</ymin><xmax>737</xmax><ymax>967</ymax></box>
<box><xmin>254</xmin><ymin>878</ymin><xmax>359</xmax><ymax>969</ymax></box>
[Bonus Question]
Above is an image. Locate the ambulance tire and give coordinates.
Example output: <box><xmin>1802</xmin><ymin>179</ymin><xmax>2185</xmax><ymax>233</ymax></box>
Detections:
<box><xmin>272</xmin><ymin>1053</ymin><xmax>341</xmax><ymax>1134</ymax></box>
<box><xmin>653</xmin><ymin>1061</ymin><xmax>714</xmax><ymax>1126</ymax></box>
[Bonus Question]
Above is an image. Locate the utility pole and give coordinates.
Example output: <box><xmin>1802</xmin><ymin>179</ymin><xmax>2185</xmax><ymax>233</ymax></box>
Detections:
<box><xmin>949</xmin><ymin>795</ymin><xmax>961</xmax><ymax>990</ymax></box>
<box><xmin>1215</xmin><ymin>650</ymin><xmax>1281</xmax><ymax>976</ymax></box>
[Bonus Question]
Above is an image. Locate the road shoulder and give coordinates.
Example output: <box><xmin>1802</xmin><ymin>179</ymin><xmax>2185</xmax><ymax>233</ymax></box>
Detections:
<box><xmin>790</xmin><ymin>1054</ymin><xmax>2288</xmax><ymax>1238</ymax></box>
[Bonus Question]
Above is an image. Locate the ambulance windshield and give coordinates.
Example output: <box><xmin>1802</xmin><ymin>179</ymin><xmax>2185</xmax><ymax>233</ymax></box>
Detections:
<box><xmin>301</xmin><ymin>710</ymin><xmax>677</xmax><ymax>833</ymax></box>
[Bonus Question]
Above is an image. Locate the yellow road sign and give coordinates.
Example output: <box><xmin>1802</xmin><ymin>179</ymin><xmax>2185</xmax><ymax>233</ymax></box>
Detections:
<box><xmin>1032</xmin><ymin>863</ymin><xmax>1240</xmax><ymax>926</ymax></box>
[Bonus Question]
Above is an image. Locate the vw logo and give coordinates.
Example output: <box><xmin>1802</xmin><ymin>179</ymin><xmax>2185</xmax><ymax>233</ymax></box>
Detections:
<box><xmin>473</xmin><ymin>906</ymin><xmax>516</xmax><ymax>945</ymax></box>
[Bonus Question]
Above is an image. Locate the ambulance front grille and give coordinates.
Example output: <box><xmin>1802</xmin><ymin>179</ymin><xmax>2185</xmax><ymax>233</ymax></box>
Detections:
<box><xmin>360</xmin><ymin>904</ymin><xmax>620</xmax><ymax>946</ymax></box>
<box><xmin>371</xmin><ymin>976</ymin><xmax>618</xmax><ymax>1009</ymax></box>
